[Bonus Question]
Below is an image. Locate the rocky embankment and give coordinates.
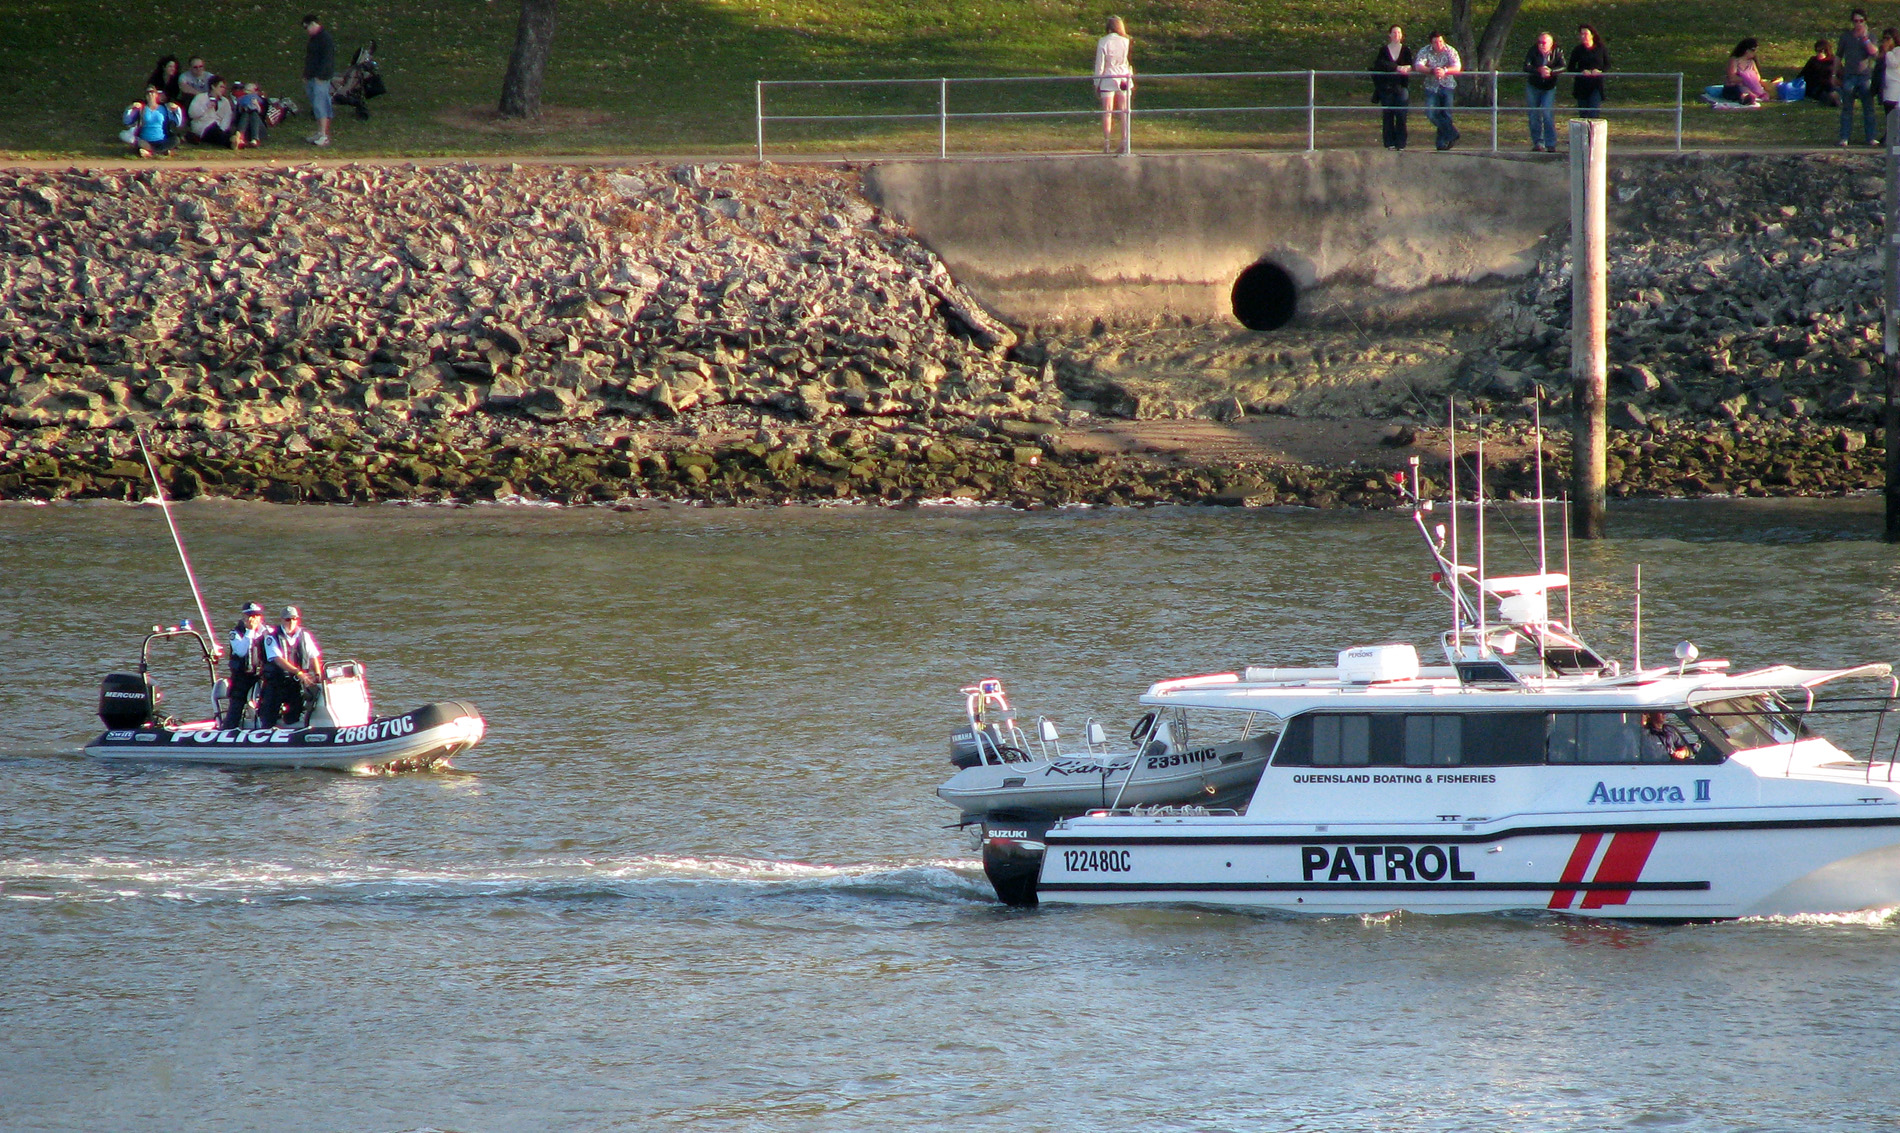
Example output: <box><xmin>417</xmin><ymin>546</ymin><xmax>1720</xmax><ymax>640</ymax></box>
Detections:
<box><xmin>0</xmin><ymin>154</ymin><xmax>1888</xmax><ymax>507</ymax></box>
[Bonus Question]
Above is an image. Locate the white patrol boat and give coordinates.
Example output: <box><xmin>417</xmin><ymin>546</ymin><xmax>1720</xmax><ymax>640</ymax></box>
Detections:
<box><xmin>84</xmin><ymin>626</ymin><xmax>485</xmax><ymax>773</ymax></box>
<box><xmin>971</xmin><ymin>430</ymin><xmax>1900</xmax><ymax>920</ymax></box>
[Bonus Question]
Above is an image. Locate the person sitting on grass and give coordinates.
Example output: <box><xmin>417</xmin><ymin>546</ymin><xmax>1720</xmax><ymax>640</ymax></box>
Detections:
<box><xmin>122</xmin><ymin>87</ymin><xmax>180</xmax><ymax>158</ymax></box>
<box><xmin>188</xmin><ymin>77</ymin><xmax>238</xmax><ymax>146</ymax></box>
<box><xmin>145</xmin><ymin>56</ymin><xmax>182</xmax><ymax>106</ymax></box>
<box><xmin>231</xmin><ymin>82</ymin><xmax>268</xmax><ymax>148</ymax></box>
<box><xmin>1801</xmin><ymin>39</ymin><xmax>1842</xmax><ymax>106</ymax></box>
<box><xmin>178</xmin><ymin>57</ymin><xmax>213</xmax><ymax>103</ymax></box>
<box><xmin>1723</xmin><ymin>39</ymin><xmax>1770</xmax><ymax>105</ymax></box>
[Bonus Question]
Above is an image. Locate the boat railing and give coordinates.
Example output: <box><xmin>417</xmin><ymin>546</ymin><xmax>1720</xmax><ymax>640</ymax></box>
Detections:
<box><xmin>1083</xmin><ymin>805</ymin><xmax>1242</xmax><ymax>819</ymax></box>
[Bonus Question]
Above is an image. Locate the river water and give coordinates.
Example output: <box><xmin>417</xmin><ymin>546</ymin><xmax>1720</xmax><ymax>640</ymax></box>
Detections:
<box><xmin>4</xmin><ymin>497</ymin><xmax>1900</xmax><ymax>1132</ymax></box>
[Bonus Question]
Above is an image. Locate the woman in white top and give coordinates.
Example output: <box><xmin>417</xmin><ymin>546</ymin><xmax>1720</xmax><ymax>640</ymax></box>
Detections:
<box><xmin>1882</xmin><ymin>28</ymin><xmax>1900</xmax><ymax>113</ymax></box>
<box><xmin>187</xmin><ymin>78</ymin><xmax>238</xmax><ymax>147</ymax></box>
<box><xmin>1094</xmin><ymin>16</ymin><xmax>1133</xmax><ymax>153</ymax></box>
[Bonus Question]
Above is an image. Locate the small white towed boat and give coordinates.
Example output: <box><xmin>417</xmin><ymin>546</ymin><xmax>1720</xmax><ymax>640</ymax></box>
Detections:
<box><xmin>84</xmin><ymin>627</ymin><xmax>485</xmax><ymax>773</ymax></box>
<box><xmin>937</xmin><ymin>680</ymin><xmax>1272</xmax><ymax>822</ymax></box>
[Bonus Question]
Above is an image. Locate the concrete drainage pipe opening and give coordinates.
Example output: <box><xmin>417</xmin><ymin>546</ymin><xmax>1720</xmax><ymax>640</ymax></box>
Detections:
<box><xmin>1231</xmin><ymin>261</ymin><xmax>1298</xmax><ymax>331</ymax></box>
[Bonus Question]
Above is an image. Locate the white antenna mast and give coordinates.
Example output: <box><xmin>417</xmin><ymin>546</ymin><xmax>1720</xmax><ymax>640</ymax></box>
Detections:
<box><xmin>1447</xmin><ymin>400</ymin><xmax>1462</xmax><ymax>651</ymax></box>
<box><xmin>1533</xmin><ymin>399</ymin><xmax>1548</xmax><ymax>580</ymax></box>
<box><xmin>136</xmin><ymin>430</ymin><xmax>218</xmax><ymax>651</ymax></box>
<box><xmin>1562</xmin><ymin>491</ymin><xmax>1574</xmax><ymax>628</ymax></box>
<box><xmin>1475</xmin><ymin>411</ymin><xmax>1488</xmax><ymax>649</ymax></box>
<box><xmin>1632</xmin><ymin>563</ymin><xmax>1643</xmax><ymax>671</ymax></box>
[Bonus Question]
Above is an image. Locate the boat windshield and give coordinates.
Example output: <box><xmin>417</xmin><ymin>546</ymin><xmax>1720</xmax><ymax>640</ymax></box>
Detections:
<box><xmin>1159</xmin><ymin>707</ymin><xmax>1278</xmax><ymax>751</ymax></box>
<box><xmin>1690</xmin><ymin>696</ymin><xmax>1810</xmax><ymax>753</ymax></box>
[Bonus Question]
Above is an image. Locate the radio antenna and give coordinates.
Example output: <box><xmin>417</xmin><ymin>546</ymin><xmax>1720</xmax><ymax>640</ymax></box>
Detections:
<box><xmin>136</xmin><ymin>430</ymin><xmax>217</xmax><ymax>652</ymax></box>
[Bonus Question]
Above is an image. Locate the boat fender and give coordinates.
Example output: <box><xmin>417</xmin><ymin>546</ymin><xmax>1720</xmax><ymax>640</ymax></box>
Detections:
<box><xmin>1129</xmin><ymin>712</ymin><xmax>1156</xmax><ymax>743</ymax></box>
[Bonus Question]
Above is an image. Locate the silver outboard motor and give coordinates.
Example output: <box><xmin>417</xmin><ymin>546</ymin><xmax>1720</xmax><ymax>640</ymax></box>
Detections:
<box><xmin>99</xmin><ymin>673</ymin><xmax>162</xmax><ymax>728</ymax></box>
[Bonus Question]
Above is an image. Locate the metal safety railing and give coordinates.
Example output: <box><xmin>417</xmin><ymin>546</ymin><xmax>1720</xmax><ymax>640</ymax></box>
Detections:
<box><xmin>755</xmin><ymin>70</ymin><xmax>1689</xmax><ymax>159</ymax></box>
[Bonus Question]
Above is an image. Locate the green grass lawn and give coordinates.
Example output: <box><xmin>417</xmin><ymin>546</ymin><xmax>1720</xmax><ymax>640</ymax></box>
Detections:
<box><xmin>1</xmin><ymin>0</ymin><xmax>1878</xmax><ymax>159</ymax></box>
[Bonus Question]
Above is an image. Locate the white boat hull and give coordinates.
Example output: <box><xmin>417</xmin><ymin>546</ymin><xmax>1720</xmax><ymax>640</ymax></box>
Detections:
<box><xmin>941</xmin><ymin>750</ymin><xmax>1268</xmax><ymax>819</ymax></box>
<box><xmin>1016</xmin><ymin>809</ymin><xmax>1900</xmax><ymax>919</ymax></box>
<box><xmin>83</xmin><ymin>701</ymin><xmax>485</xmax><ymax>773</ymax></box>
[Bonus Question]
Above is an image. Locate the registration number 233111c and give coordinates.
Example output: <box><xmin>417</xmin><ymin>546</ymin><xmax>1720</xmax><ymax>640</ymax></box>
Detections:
<box><xmin>1062</xmin><ymin>849</ymin><xmax>1132</xmax><ymax>873</ymax></box>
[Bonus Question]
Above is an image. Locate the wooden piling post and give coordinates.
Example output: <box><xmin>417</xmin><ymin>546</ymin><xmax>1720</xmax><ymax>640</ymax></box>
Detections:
<box><xmin>1569</xmin><ymin>117</ymin><xmax>1608</xmax><ymax>539</ymax></box>
<box><xmin>1885</xmin><ymin>108</ymin><xmax>1900</xmax><ymax>541</ymax></box>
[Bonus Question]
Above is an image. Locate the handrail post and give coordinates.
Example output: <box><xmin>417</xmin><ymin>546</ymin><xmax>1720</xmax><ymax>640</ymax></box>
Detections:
<box><xmin>1307</xmin><ymin>70</ymin><xmax>1316</xmax><ymax>152</ymax></box>
<box><xmin>1490</xmin><ymin>71</ymin><xmax>1499</xmax><ymax>152</ymax></box>
<box><xmin>939</xmin><ymin>78</ymin><xmax>947</xmax><ymax>159</ymax></box>
<box><xmin>755</xmin><ymin>81</ymin><xmax>765</xmax><ymax>162</ymax></box>
<box><xmin>1122</xmin><ymin>83</ymin><xmax>1133</xmax><ymax>155</ymax></box>
<box><xmin>1674</xmin><ymin>73</ymin><xmax>1684</xmax><ymax>151</ymax></box>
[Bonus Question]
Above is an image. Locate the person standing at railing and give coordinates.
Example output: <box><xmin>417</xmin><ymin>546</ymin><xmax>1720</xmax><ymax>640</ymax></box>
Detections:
<box><xmin>1523</xmin><ymin>31</ymin><xmax>1565</xmax><ymax>152</ymax></box>
<box><xmin>1370</xmin><ymin>25</ymin><xmax>1415</xmax><ymax>150</ymax></box>
<box><xmin>1838</xmin><ymin>10</ymin><xmax>1879</xmax><ymax>146</ymax></box>
<box><xmin>1094</xmin><ymin>16</ymin><xmax>1134</xmax><ymax>154</ymax></box>
<box><xmin>1569</xmin><ymin>25</ymin><xmax>1609</xmax><ymax>118</ymax></box>
<box><xmin>1414</xmin><ymin>31</ymin><xmax>1462</xmax><ymax>150</ymax></box>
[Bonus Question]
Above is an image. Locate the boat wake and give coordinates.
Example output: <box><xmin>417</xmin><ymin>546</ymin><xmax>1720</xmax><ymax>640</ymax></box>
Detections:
<box><xmin>1738</xmin><ymin>907</ymin><xmax>1900</xmax><ymax>927</ymax></box>
<box><xmin>0</xmin><ymin>854</ymin><xmax>993</xmax><ymax>908</ymax></box>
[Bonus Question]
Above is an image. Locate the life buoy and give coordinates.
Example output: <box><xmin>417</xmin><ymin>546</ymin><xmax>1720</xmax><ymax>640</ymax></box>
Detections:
<box><xmin>1129</xmin><ymin>712</ymin><xmax>1156</xmax><ymax>743</ymax></box>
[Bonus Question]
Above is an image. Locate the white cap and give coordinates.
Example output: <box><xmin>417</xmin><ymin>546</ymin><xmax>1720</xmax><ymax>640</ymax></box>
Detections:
<box><xmin>282</xmin><ymin>606</ymin><xmax>302</xmax><ymax>620</ymax></box>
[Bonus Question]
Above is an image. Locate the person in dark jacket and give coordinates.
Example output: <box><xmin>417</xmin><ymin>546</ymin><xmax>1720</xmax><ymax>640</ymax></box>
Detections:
<box><xmin>1368</xmin><ymin>27</ymin><xmax>1413</xmax><ymax>150</ymax></box>
<box><xmin>1370</xmin><ymin>26</ymin><xmax>1414</xmax><ymax>150</ymax></box>
<box><xmin>302</xmin><ymin>14</ymin><xmax>335</xmax><ymax>146</ymax></box>
<box><xmin>1801</xmin><ymin>40</ymin><xmax>1841</xmax><ymax>106</ymax></box>
<box><xmin>1569</xmin><ymin>25</ymin><xmax>1609</xmax><ymax>117</ymax></box>
<box><xmin>145</xmin><ymin>56</ymin><xmax>182</xmax><ymax>107</ymax></box>
<box><xmin>222</xmin><ymin>602</ymin><xmax>268</xmax><ymax>727</ymax></box>
<box><xmin>1524</xmin><ymin>31</ymin><xmax>1564</xmax><ymax>151</ymax></box>
<box><xmin>257</xmin><ymin>606</ymin><xmax>322</xmax><ymax>728</ymax></box>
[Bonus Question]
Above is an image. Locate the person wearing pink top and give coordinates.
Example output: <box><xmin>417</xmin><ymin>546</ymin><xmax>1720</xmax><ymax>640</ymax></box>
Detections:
<box><xmin>1722</xmin><ymin>38</ymin><xmax>1769</xmax><ymax>104</ymax></box>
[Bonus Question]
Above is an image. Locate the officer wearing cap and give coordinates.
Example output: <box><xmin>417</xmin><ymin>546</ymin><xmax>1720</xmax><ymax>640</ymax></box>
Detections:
<box><xmin>221</xmin><ymin>602</ymin><xmax>269</xmax><ymax>728</ymax></box>
<box><xmin>257</xmin><ymin>605</ymin><xmax>323</xmax><ymax>728</ymax></box>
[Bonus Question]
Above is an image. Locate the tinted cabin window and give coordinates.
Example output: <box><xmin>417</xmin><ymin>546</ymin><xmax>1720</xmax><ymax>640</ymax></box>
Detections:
<box><xmin>1462</xmin><ymin>712</ymin><xmax>1547</xmax><ymax>766</ymax></box>
<box><xmin>1545</xmin><ymin>712</ymin><xmax>1714</xmax><ymax>764</ymax></box>
<box><xmin>1312</xmin><ymin>715</ymin><xmax>1371</xmax><ymax>766</ymax></box>
<box><xmin>1274</xmin><ymin>713</ymin><xmax>1546</xmax><ymax>767</ymax></box>
<box><xmin>1403</xmin><ymin>715</ymin><xmax>1462</xmax><ymax>766</ymax></box>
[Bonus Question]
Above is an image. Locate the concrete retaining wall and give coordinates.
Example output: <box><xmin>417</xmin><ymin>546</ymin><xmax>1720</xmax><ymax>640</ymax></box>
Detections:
<box><xmin>863</xmin><ymin>151</ymin><xmax>1569</xmax><ymax>330</ymax></box>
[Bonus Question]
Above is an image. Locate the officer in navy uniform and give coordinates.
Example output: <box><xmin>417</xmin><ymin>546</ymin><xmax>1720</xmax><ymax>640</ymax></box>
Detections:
<box><xmin>221</xmin><ymin>601</ymin><xmax>269</xmax><ymax>728</ymax></box>
<box><xmin>257</xmin><ymin>606</ymin><xmax>323</xmax><ymax>728</ymax></box>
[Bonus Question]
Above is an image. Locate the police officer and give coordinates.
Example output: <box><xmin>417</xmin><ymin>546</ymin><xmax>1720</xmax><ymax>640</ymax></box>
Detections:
<box><xmin>221</xmin><ymin>602</ymin><xmax>269</xmax><ymax>728</ymax></box>
<box><xmin>257</xmin><ymin>605</ymin><xmax>323</xmax><ymax>728</ymax></box>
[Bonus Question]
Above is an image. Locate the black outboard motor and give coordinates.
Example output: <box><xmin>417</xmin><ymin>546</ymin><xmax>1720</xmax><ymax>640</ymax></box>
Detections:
<box><xmin>99</xmin><ymin>673</ymin><xmax>162</xmax><ymax>728</ymax></box>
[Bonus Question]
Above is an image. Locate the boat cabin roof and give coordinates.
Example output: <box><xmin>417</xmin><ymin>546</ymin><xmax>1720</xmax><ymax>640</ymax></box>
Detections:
<box><xmin>1138</xmin><ymin>662</ymin><xmax>1894</xmax><ymax>718</ymax></box>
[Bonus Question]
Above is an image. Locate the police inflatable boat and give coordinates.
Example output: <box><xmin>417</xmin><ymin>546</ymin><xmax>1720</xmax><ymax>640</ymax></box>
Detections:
<box><xmin>85</xmin><ymin>627</ymin><xmax>485</xmax><ymax>773</ymax></box>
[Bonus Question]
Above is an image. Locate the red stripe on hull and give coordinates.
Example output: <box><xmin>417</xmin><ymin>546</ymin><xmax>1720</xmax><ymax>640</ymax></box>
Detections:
<box><xmin>1548</xmin><ymin>832</ymin><xmax>1604</xmax><ymax>910</ymax></box>
<box><xmin>1579</xmin><ymin>831</ymin><xmax>1661</xmax><ymax>909</ymax></box>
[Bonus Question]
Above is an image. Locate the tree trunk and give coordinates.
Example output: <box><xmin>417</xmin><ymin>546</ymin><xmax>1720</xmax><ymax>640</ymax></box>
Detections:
<box><xmin>1450</xmin><ymin>0</ymin><xmax>1476</xmax><ymax>64</ymax></box>
<box><xmin>1473</xmin><ymin>0</ymin><xmax>1526</xmax><ymax>73</ymax></box>
<box><xmin>498</xmin><ymin>0</ymin><xmax>558</xmax><ymax>119</ymax></box>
